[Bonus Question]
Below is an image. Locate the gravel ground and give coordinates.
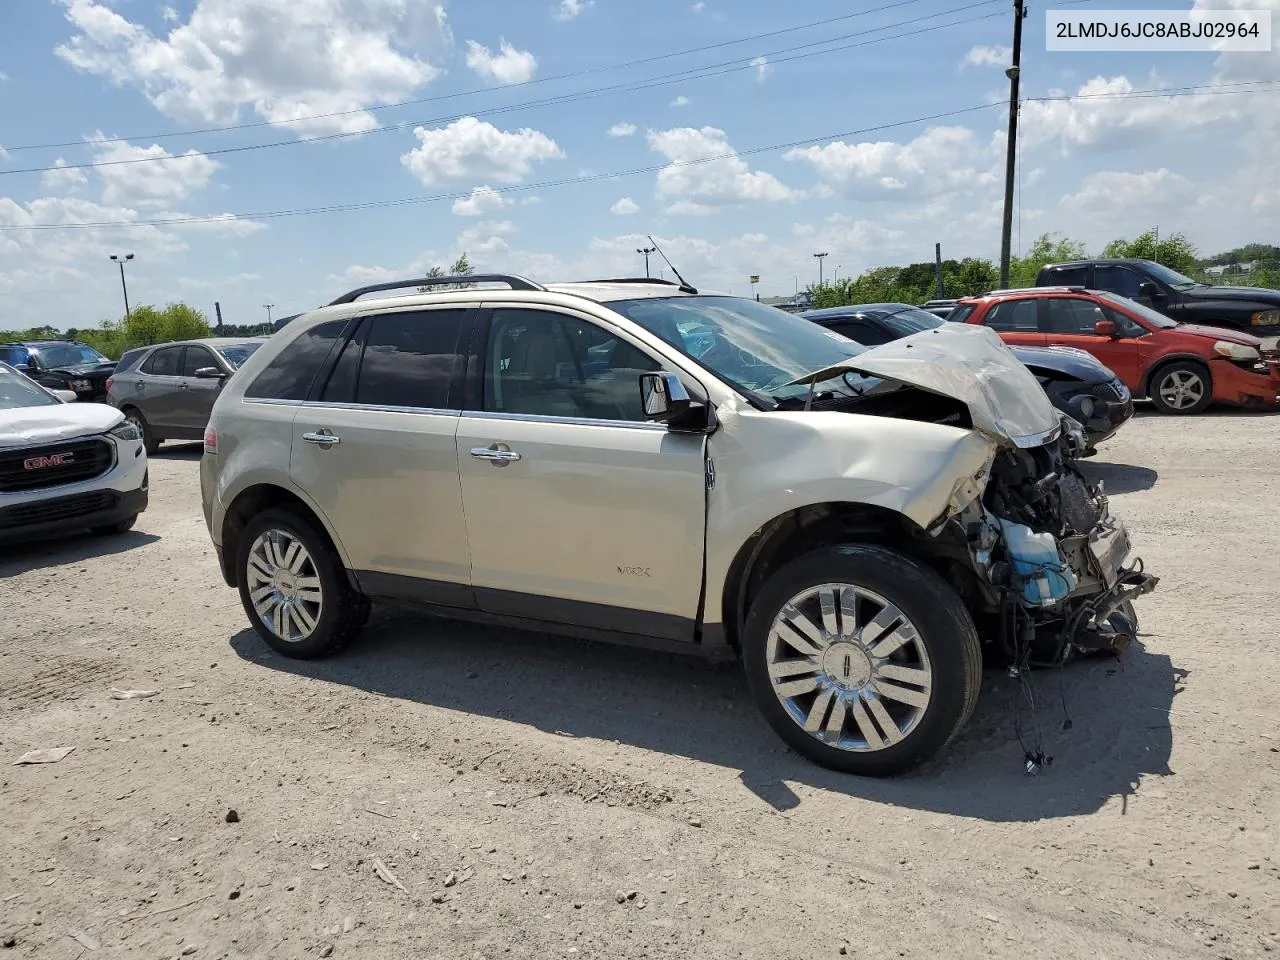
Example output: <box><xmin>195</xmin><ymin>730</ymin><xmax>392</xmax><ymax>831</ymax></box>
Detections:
<box><xmin>2</xmin><ymin>410</ymin><xmax>1278</xmax><ymax>960</ymax></box>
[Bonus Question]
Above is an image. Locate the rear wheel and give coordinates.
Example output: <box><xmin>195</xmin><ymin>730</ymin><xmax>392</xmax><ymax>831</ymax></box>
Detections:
<box><xmin>236</xmin><ymin>507</ymin><xmax>368</xmax><ymax>659</ymax></box>
<box><xmin>1149</xmin><ymin>361</ymin><xmax>1211</xmax><ymax>415</ymax></box>
<box><xmin>123</xmin><ymin>407</ymin><xmax>160</xmax><ymax>455</ymax></box>
<box><xmin>741</xmin><ymin>544</ymin><xmax>982</xmax><ymax>777</ymax></box>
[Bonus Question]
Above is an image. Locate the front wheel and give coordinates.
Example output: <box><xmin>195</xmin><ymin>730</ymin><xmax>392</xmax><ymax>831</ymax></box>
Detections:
<box><xmin>742</xmin><ymin>544</ymin><xmax>982</xmax><ymax>777</ymax></box>
<box><xmin>123</xmin><ymin>408</ymin><xmax>160</xmax><ymax>455</ymax></box>
<box><xmin>1149</xmin><ymin>361</ymin><xmax>1211</xmax><ymax>415</ymax></box>
<box><xmin>236</xmin><ymin>507</ymin><xmax>368</xmax><ymax>659</ymax></box>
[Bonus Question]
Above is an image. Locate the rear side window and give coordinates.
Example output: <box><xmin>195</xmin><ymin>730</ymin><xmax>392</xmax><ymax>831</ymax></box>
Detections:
<box><xmin>114</xmin><ymin>348</ymin><xmax>148</xmax><ymax>373</ymax></box>
<box><xmin>1044</xmin><ymin>265</ymin><xmax>1089</xmax><ymax>286</ymax></box>
<box><xmin>143</xmin><ymin>346</ymin><xmax>183</xmax><ymax>376</ymax></box>
<box><xmin>244</xmin><ymin>319</ymin><xmax>349</xmax><ymax>401</ymax></box>
<box><xmin>946</xmin><ymin>305</ymin><xmax>975</xmax><ymax>324</ymax></box>
<box><xmin>318</xmin><ymin>321</ymin><xmax>368</xmax><ymax>404</ymax></box>
<box><xmin>982</xmin><ymin>299</ymin><xmax>1040</xmax><ymax>332</ymax></box>
<box><xmin>353</xmin><ymin>310</ymin><xmax>466</xmax><ymax>409</ymax></box>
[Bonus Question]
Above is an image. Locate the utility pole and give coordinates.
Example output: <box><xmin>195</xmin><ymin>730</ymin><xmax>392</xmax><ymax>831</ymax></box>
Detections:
<box><xmin>636</xmin><ymin>245</ymin><xmax>656</xmax><ymax>278</ymax></box>
<box><xmin>1152</xmin><ymin>224</ymin><xmax>1160</xmax><ymax>263</ymax></box>
<box><xmin>934</xmin><ymin>243</ymin><xmax>945</xmax><ymax>299</ymax></box>
<box><xmin>998</xmin><ymin>0</ymin><xmax>1026</xmax><ymax>288</ymax></box>
<box><xmin>813</xmin><ymin>251</ymin><xmax>828</xmax><ymax>286</ymax></box>
<box><xmin>109</xmin><ymin>253</ymin><xmax>134</xmax><ymax>319</ymax></box>
<box><xmin>262</xmin><ymin>304</ymin><xmax>274</xmax><ymax>330</ymax></box>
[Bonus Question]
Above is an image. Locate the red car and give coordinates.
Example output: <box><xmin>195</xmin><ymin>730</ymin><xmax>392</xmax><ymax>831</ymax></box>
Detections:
<box><xmin>950</xmin><ymin>287</ymin><xmax>1280</xmax><ymax>414</ymax></box>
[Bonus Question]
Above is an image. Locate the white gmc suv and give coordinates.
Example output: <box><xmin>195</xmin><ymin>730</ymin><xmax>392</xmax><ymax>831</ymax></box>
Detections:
<box><xmin>199</xmin><ymin>275</ymin><xmax>1157</xmax><ymax>776</ymax></box>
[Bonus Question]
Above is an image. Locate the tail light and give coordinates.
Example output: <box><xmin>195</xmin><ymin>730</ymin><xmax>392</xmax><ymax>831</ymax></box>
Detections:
<box><xmin>105</xmin><ymin>376</ymin><xmax>114</xmax><ymax>392</ymax></box>
<box><xmin>203</xmin><ymin>426</ymin><xmax>218</xmax><ymax>455</ymax></box>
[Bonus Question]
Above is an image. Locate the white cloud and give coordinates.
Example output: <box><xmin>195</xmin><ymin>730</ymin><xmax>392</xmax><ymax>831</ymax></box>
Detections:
<box><xmin>648</xmin><ymin>126</ymin><xmax>794</xmax><ymax>210</ymax></box>
<box><xmin>53</xmin><ymin>0</ymin><xmax>451</xmax><ymax>137</ymax></box>
<box><xmin>160</xmin><ymin>5</ymin><xmax>178</xmax><ymax>22</ymax></box>
<box><xmin>751</xmin><ymin>56</ymin><xmax>772</xmax><ymax>82</ymax></box>
<box><xmin>401</xmin><ymin>117</ymin><xmax>564</xmax><ymax>185</ymax></box>
<box><xmin>665</xmin><ymin>201</ymin><xmax>715</xmax><ymax>216</ymax></box>
<box><xmin>785</xmin><ymin>125</ymin><xmax>1000</xmax><ymax>199</ymax></box>
<box><xmin>610</xmin><ymin>197</ymin><xmax>640</xmax><ymax>215</ymax></box>
<box><xmin>691</xmin><ymin>2</ymin><xmax>707</xmax><ymax>11</ymax></box>
<box><xmin>607</xmin><ymin>122</ymin><xmax>638</xmax><ymax>138</ymax></box>
<box><xmin>464</xmin><ymin>39</ymin><xmax>537</xmax><ymax>85</ymax></box>
<box><xmin>451</xmin><ymin>185</ymin><xmax>510</xmax><ymax>217</ymax></box>
<box><xmin>1020</xmin><ymin>75</ymin><xmax>1235</xmax><ymax>150</ymax></box>
<box><xmin>554</xmin><ymin>0</ymin><xmax>592</xmax><ymax>20</ymax></box>
<box><xmin>1059</xmin><ymin>168</ymin><xmax>1194</xmax><ymax>219</ymax></box>
<box><xmin>962</xmin><ymin>44</ymin><xmax>1010</xmax><ymax>68</ymax></box>
<box><xmin>670</xmin><ymin>95</ymin><xmax>691</xmax><ymax>108</ymax></box>
<box><xmin>457</xmin><ymin>219</ymin><xmax>516</xmax><ymax>256</ymax></box>
<box><xmin>88</xmin><ymin>135</ymin><xmax>220</xmax><ymax>207</ymax></box>
<box><xmin>40</xmin><ymin>158</ymin><xmax>89</xmax><ymax>193</ymax></box>
<box><xmin>158</xmin><ymin>212</ymin><xmax>266</xmax><ymax>236</ymax></box>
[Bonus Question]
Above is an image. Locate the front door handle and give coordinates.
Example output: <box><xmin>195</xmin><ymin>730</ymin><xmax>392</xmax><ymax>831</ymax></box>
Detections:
<box><xmin>302</xmin><ymin>431</ymin><xmax>340</xmax><ymax>446</ymax></box>
<box><xmin>470</xmin><ymin>444</ymin><xmax>521</xmax><ymax>464</ymax></box>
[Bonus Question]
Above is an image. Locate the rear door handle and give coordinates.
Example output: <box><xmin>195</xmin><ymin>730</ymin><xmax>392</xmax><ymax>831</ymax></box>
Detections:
<box><xmin>302</xmin><ymin>431</ymin><xmax>340</xmax><ymax>446</ymax></box>
<box><xmin>470</xmin><ymin>445</ymin><xmax>521</xmax><ymax>463</ymax></box>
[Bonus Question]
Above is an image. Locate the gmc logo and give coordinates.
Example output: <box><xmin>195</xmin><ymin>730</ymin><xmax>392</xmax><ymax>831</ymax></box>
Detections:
<box><xmin>23</xmin><ymin>452</ymin><xmax>75</xmax><ymax>470</ymax></box>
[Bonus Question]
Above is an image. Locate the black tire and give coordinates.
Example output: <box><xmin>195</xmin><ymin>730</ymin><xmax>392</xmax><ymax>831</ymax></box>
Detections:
<box><xmin>236</xmin><ymin>506</ymin><xmax>368</xmax><ymax>659</ymax></box>
<box><xmin>123</xmin><ymin>407</ymin><xmax>160</xmax><ymax>455</ymax></box>
<box><xmin>1148</xmin><ymin>361</ymin><xmax>1211</xmax><ymax>415</ymax></box>
<box><xmin>741</xmin><ymin>544</ymin><xmax>982</xmax><ymax>777</ymax></box>
<box><xmin>93</xmin><ymin>514</ymin><xmax>137</xmax><ymax>535</ymax></box>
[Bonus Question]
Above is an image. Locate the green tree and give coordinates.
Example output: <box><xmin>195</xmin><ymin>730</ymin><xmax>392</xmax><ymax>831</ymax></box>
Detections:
<box><xmin>1007</xmin><ymin>233</ymin><xmax>1088</xmax><ymax>288</ymax></box>
<box><xmin>161</xmin><ymin>302</ymin><xmax>212</xmax><ymax>341</ymax></box>
<box><xmin>1102</xmin><ymin>229</ymin><xmax>1199</xmax><ymax>274</ymax></box>
<box><xmin>122</xmin><ymin>305</ymin><xmax>165</xmax><ymax>347</ymax></box>
<box><xmin>417</xmin><ymin>253</ymin><xmax>475</xmax><ymax>292</ymax></box>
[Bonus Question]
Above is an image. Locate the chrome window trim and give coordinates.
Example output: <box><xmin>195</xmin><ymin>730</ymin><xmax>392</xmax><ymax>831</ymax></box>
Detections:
<box><xmin>462</xmin><ymin>409</ymin><xmax>666</xmax><ymax>431</ymax></box>
<box><xmin>242</xmin><ymin>397</ymin><xmax>462</xmax><ymax>417</ymax></box>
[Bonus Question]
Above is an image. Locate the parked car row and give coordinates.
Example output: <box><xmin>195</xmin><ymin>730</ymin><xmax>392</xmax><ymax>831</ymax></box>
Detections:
<box><xmin>0</xmin><ymin>340</ymin><xmax>116</xmax><ymax>402</ymax></box>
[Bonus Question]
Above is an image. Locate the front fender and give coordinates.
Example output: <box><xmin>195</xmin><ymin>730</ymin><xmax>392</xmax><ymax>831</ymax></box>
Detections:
<box><xmin>702</xmin><ymin>407</ymin><xmax>996</xmax><ymax>625</ymax></box>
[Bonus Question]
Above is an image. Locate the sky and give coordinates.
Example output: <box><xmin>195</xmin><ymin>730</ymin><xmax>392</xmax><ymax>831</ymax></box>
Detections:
<box><xmin>0</xmin><ymin>0</ymin><xmax>1277</xmax><ymax>330</ymax></box>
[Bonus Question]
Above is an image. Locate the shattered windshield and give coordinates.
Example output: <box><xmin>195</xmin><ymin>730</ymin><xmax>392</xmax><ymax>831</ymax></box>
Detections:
<box><xmin>606</xmin><ymin>295</ymin><xmax>868</xmax><ymax>406</ymax></box>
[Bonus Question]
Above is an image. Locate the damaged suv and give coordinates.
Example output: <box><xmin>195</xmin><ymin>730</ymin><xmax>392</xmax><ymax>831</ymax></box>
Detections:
<box><xmin>200</xmin><ymin>275</ymin><xmax>1158</xmax><ymax>776</ymax></box>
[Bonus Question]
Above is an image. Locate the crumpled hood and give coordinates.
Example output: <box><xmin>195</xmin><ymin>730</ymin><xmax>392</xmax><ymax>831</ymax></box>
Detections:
<box><xmin>1172</xmin><ymin>323</ymin><xmax>1263</xmax><ymax>346</ymax></box>
<box><xmin>46</xmin><ymin>361</ymin><xmax>115</xmax><ymax>378</ymax></box>
<box><xmin>0</xmin><ymin>402</ymin><xmax>122</xmax><ymax>448</ymax></box>
<box><xmin>787</xmin><ymin>322</ymin><xmax>1061</xmax><ymax>448</ymax></box>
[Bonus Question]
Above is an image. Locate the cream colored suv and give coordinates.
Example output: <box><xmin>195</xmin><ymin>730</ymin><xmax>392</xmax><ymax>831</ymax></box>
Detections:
<box><xmin>200</xmin><ymin>274</ymin><xmax>1158</xmax><ymax>776</ymax></box>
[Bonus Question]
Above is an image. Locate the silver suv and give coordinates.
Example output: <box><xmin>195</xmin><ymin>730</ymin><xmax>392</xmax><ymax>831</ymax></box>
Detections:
<box><xmin>200</xmin><ymin>275</ymin><xmax>1157</xmax><ymax>776</ymax></box>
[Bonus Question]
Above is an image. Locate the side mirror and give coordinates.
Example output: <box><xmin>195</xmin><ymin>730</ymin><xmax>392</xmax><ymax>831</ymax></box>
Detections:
<box><xmin>194</xmin><ymin>366</ymin><xmax>227</xmax><ymax>379</ymax></box>
<box><xmin>640</xmin><ymin>371</ymin><xmax>691</xmax><ymax>422</ymax></box>
<box><xmin>53</xmin><ymin>389</ymin><xmax>78</xmax><ymax>403</ymax></box>
<box><xmin>1137</xmin><ymin>281</ymin><xmax>1160</xmax><ymax>299</ymax></box>
<box><xmin>1093</xmin><ymin>319</ymin><xmax>1118</xmax><ymax>338</ymax></box>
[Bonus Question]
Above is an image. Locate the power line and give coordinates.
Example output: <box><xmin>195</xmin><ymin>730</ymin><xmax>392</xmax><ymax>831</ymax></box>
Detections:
<box><xmin>0</xmin><ymin>103</ymin><xmax>1005</xmax><ymax>232</ymax></box>
<box><xmin>0</xmin><ymin>0</ymin><xmax>1008</xmax><ymax>177</ymax></box>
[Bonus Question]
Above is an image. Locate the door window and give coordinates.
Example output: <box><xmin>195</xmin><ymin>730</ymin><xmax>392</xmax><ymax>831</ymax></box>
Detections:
<box><xmin>143</xmin><ymin>346</ymin><xmax>183</xmax><ymax>376</ymax></box>
<box><xmin>981</xmin><ymin>299</ymin><xmax>1040</xmax><ymax>332</ymax></box>
<box><xmin>830</xmin><ymin>320</ymin><xmax>891</xmax><ymax>345</ymax></box>
<box><xmin>181</xmin><ymin>345</ymin><xmax>220</xmax><ymax>377</ymax></box>
<box><xmin>483</xmin><ymin>309</ymin><xmax>660</xmax><ymax>422</ymax></box>
<box><xmin>1045</xmin><ymin>298</ymin><xmax>1106</xmax><ymax>335</ymax></box>
<box><xmin>351</xmin><ymin>310</ymin><xmax>466</xmax><ymax>410</ymax></box>
<box><xmin>1094</xmin><ymin>265</ymin><xmax>1144</xmax><ymax>299</ymax></box>
<box><xmin>244</xmin><ymin>319</ymin><xmax>349</xmax><ymax>401</ymax></box>
<box><xmin>1044</xmin><ymin>265</ymin><xmax>1089</xmax><ymax>286</ymax></box>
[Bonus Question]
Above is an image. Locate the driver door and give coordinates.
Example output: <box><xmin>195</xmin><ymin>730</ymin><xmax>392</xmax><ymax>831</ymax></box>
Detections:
<box><xmin>455</xmin><ymin>305</ymin><xmax>708</xmax><ymax>641</ymax></box>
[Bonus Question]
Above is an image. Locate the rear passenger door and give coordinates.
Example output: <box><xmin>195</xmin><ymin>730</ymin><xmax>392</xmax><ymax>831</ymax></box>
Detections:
<box><xmin>454</xmin><ymin>304</ymin><xmax>707</xmax><ymax>641</ymax></box>
<box><xmin>976</xmin><ymin>298</ymin><xmax>1046</xmax><ymax>347</ymax></box>
<box><xmin>290</xmin><ymin>307</ymin><xmax>475</xmax><ymax>604</ymax></box>
<box><xmin>135</xmin><ymin>345</ymin><xmax>185</xmax><ymax>432</ymax></box>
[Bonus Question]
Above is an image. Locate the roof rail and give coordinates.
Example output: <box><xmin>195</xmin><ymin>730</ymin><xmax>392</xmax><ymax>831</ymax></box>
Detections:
<box><xmin>577</xmin><ymin>277</ymin><xmax>700</xmax><ymax>294</ymax></box>
<box><xmin>328</xmin><ymin>274</ymin><xmax>545</xmax><ymax>306</ymax></box>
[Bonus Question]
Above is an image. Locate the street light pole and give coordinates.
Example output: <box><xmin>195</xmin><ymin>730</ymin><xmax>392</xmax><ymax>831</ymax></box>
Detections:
<box><xmin>263</xmin><ymin>304</ymin><xmax>274</xmax><ymax>328</ymax></box>
<box><xmin>813</xmin><ymin>251</ymin><xmax>829</xmax><ymax>286</ymax></box>
<box><xmin>998</xmin><ymin>0</ymin><xmax>1026</xmax><ymax>288</ymax></box>
<box><xmin>109</xmin><ymin>253</ymin><xmax>134</xmax><ymax>319</ymax></box>
<box><xmin>636</xmin><ymin>246</ymin><xmax>656</xmax><ymax>278</ymax></box>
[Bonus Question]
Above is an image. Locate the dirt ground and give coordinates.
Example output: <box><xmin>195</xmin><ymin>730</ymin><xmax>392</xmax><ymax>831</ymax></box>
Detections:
<box><xmin>1</xmin><ymin>409</ymin><xmax>1277</xmax><ymax>960</ymax></box>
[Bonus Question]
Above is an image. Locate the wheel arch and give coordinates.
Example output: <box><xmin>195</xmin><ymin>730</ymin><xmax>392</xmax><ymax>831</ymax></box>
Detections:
<box><xmin>220</xmin><ymin>483</ymin><xmax>356</xmax><ymax>591</ymax></box>
<box><xmin>719</xmin><ymin>501</ymin><xmax>985</xmax><ymax>657</ymax></box>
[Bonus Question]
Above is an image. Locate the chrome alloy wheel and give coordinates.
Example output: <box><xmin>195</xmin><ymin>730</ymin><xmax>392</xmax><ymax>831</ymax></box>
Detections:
<box><xmin>246</xmin><ymin>529</ymin><xmax>324</xmax><ymax>643</ymax></box>
<box><xmin>766</xmin><ymin>583</ymin><xmax>933</xmax><ymax>752</ymax></box>
<box><xmin>1156</xmin><ymin>369</ymin><xmax>1205</xmax><ymax>411</ymax></box>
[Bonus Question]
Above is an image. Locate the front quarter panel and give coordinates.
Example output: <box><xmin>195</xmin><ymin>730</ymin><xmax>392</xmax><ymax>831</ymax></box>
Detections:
<box><xmin>702</xmin><ymin>407</ymin><xmax>995</xmax><ymax>626</ymax></box>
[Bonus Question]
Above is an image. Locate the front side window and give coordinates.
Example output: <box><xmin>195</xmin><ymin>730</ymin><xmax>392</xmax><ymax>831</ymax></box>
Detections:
<box><xmin>0</xmin><ymin>364</ymin><xmax>58</xmax><ymax>409</ymax></box>
<box><xmin>607</xmin><ymin>295</ymin><xmax>864</xmax><ymax>406</ymax></box>
<box><xmin>353</xmin><ymin>310</ymin><xmax>465</xmax><ymax>409</ymax></box>
<box><xmin>244</xmin><ymin>319</ymin><xmax>349</xmax><ymax>401</ymax></box>
<box><xmin>483</xmin><ymin>308</ymin><xmax>660</xmax><ymax>421</ymax></box>
<box><xmin>144</xmin><ymin>346</ymin><xmax>183</xmax><ymax>376</ymax></box>
<box><xmin>981</xmin><ymin>299</ymin><xmax>1040</xmax><ymax>332</ymax></box>
<box><xmin>1094</xmin><ymin>265</ymin><xmax>1144</xmax><ymax>299</ymax></box>
<box><xmin>1097</xmin><ymin>292</ymin><xmax>1179</xmax><ymax>330</ymax></box>
<box><xmin>1141</xmin><ymin>260</ymin><xmax>1200</xmax><ymax>291</ymax></box>
<box><xmin>1045</xmin><ymin>298</ymin><xmax>1106</xmax><ymax>335</ymax></box>
<box><xmin>181</xmin><ymin>346</ymin><xmax>220</xmax><ymax>377</ymax></box>
<box><xmin>216</xmin><ymin>342</ymin><xmax>263</xmax><ymax>369</ymax></box>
